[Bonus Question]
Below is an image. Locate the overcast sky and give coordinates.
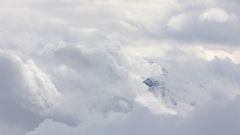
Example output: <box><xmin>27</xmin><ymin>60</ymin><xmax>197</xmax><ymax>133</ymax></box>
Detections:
<box><xmin>0</xmin><ymin>0</ymin><xmax>240</xmax><ymax>135</ymax></box>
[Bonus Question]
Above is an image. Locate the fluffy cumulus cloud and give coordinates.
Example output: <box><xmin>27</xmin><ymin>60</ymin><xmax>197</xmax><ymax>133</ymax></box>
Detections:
<box><xmin>0</xmin><ymin>0</ymin><xmax>240</xmax><ymax>135</ymax></box>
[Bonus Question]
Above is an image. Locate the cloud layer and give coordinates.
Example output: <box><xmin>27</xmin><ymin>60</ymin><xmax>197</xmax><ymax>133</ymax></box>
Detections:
<box><xmin>0</xmin><ymin>0</ymin><xmax>240</xmax><ymax>135</ymax></box>
<box><xmin>27</xmin><ymin>96</ymin><xmax>240</xmax><ymax>135</ymax></box>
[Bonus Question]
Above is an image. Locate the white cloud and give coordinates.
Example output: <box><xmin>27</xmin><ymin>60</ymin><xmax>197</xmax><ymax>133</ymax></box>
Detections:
<box><xmin>200</xmin><ymin>8</ymin><xmax>232</xmax><ymax>23</ymax></box>
<box><xmin>0</xmin><ymin>51</ymin><xmax>62</xmax><ymax>135</ymax></box>
<box><xmin>0</xmin><ymin>0</ymin><xmax>239</xmax><ymax>134</ymax></box>
<box><xmin>167</xmin><ymin>13</ymin><xmax>188</xmax><ymax>31</ymax></box>
<box><xmin>27</xmin><ymin>96</ymin><xmax>240</xmax><ymax>135</ymax></box>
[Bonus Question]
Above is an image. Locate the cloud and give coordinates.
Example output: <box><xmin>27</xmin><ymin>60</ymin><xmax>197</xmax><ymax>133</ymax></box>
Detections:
<box><xmin>163</xmin><ymin>6</ymin><xmax>240</xmax><ymax>44</ymax></box>
<box><xmin>0</xmin><ymin>51</ymin><xmax>62</xmax><ymax>135</ymax></box>
<box><xmin>0</xmin><ymin>0</ymin><xmax>239</xmax><ymax>134</ymax></box>
<box><xmin>27</xmin><ymin>96</ymin><xmax>240</xmax><ymax>135</ymax></box>
<box><xmin>200</xmin><ymin>8</ymin><xmax>232</xmax><ymax>23</ymax></box>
